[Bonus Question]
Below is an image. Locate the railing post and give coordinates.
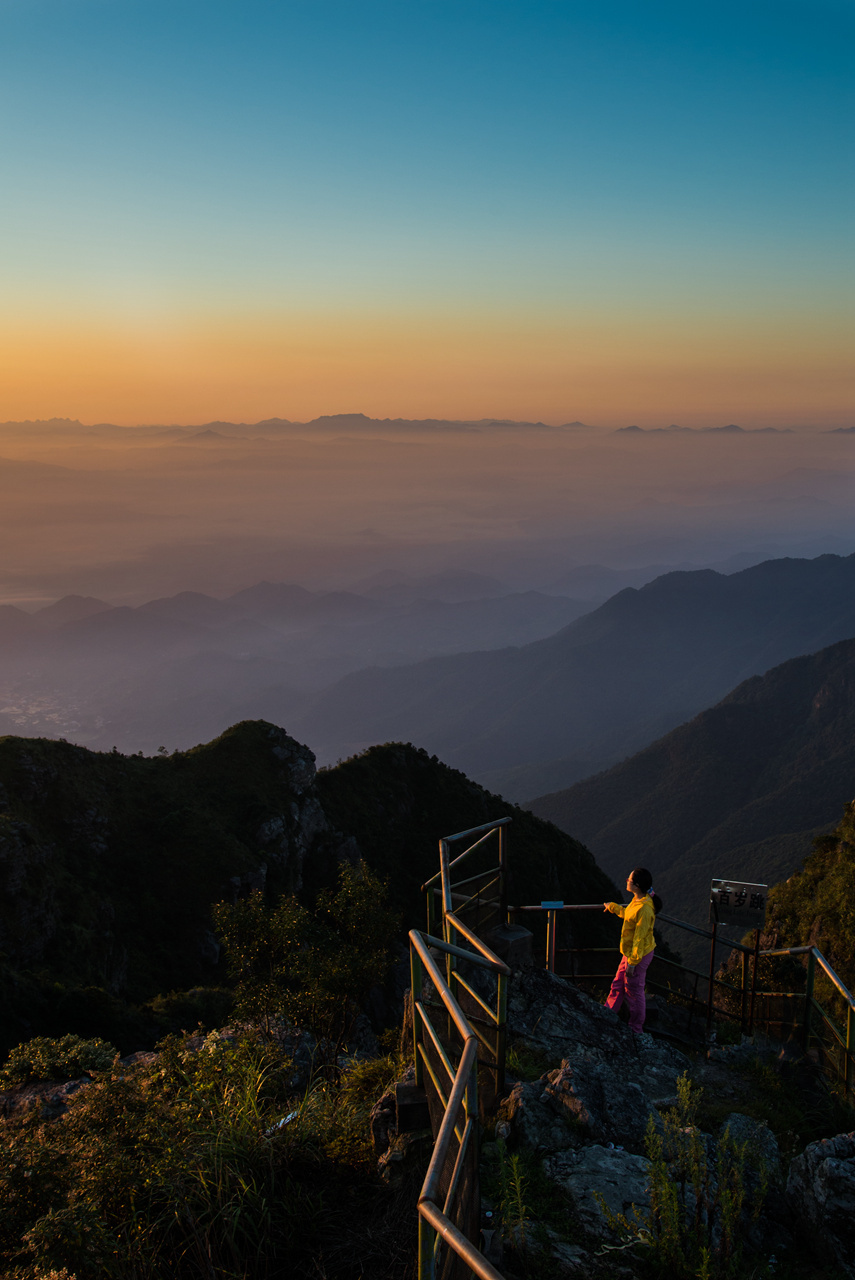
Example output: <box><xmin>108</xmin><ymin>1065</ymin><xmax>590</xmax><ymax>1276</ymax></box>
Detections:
<box><xmin>748</xmin><ymin>928</ymin><xmax>761</xmax><ymax>1036</ymax></box>
<box><xmin>411</xmin><ymin>944</ymin><xmax>424</xmax><ymax>1087</ymax></box>
<box><xmin>803</xmin><ymin>950</ymin><xmax>816</xmax><ymax>1052</ymax></box>
<box><xmin>418</xmin><ymin>1213</ymin><xmax>435</xmax><ymax>1280</ymax></box>
<box><xmin>846</xmin><ymin>1003</ymin><xmax>853</xmax><ymax>1097</ymax></box>
<box><xmin>499</xmin><ymin>823</ymin><xmax>508</xmax><ymax>925</ymax></box>
<box><xmin>547</xmin><ymin>909</ymin><xmax>557</xmax><ymax>973</ymax></box>
<box><xmin>439</xmin><ymin>838</ymin><xmax>456</xmax><ymax>986</ymax></box>
<box><xmin>496</xmin><ymin>970</ymin><xmax>508</xmax><ymax>1096</ymax></box>
<box><xmin>706</xmin><ymin>921</ymin><xmax>718</xmax><ymax>1036</ymax></box>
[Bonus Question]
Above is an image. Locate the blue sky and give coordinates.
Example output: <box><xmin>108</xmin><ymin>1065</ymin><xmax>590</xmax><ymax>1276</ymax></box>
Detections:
<box><xmin>0</xmin><ymin>0</ymin><xmax>851</xmax><ymax>423</ymax></box>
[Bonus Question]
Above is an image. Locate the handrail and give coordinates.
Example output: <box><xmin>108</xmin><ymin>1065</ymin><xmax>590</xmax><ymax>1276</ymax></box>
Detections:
<box><xmin>421</xmin><ymin>817</ymin><xmax>511</xmax><ymax>891</ymax></box>
<box><xmin>441</xmin><ymin>816</ymin><xmax>513</xmax><ymax>845</ymax></box>
<box><xmin>421</xmin><ymin>931</ymin><xmax>509</xmax><ymax>973</ymax></box>
<box><xmin>410</xmin><ymin>931</ymin><xmax>474</xmax><ymax>1043</ymax></box>
<box><xmin>413</xmin><ymin>817</ymin><xmax>512</xmax><ymax>1280</ymax></box>
<box><xmin>517</xmin><ymin>901</ymin><xmax>855</xmax><ymax>1094</ymax></box>
<box><xmin>762</xmin><ymin>945</ymin><xmax>855</xmax><ymax>1009</ymax></box>
<box><xmin>419</xmin><ymin>1199</ymin><xmax>505</xmax><ymax>1280</ymax></box>
<box><xmin>411</xmin><ymin>922</ymin><xmax>508</xmax><ymax>1280</ymax></box>
<box><xmin>444</xmin><ymin>914</ymin><xmax>511</xmax><ymax>974</ymax></box>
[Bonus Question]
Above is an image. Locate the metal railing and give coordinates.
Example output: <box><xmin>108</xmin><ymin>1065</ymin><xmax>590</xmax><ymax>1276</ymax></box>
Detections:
<box><xmin>423</xmin><ymin>818</ymin><xmax>511</xmax><ymax>1101</ymax></box>
<box><xmin>410</xmin><ymin>833</ymin><xmax>855</xmax><ymax>1278</ymax></box>
<box><xmin>514</xmin><ymin>901</ymin><xmax>855</xmax><ymax>1101</ymax></box>
<box><xmin>412</xmin><ymin>819</ymin><xmax>511</xmax><ymax>1280</ymax></box>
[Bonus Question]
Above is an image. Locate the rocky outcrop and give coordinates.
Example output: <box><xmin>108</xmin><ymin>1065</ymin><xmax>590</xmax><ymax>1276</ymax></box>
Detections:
<box><xmin>544</xmin><ymin>1145</ymin><xmax>652</xmax><ymax>1237</ymax></box>
<box><xmin>786</xmin><ymin>1131</ymin><xmax>855</xmax><ymax>1277</ymax></box>
<box><xmin>486</xmin><ymin>965</ymin><xmax>819</xmax><ymax>1278</ymax></box>
<box><xmin>0</xmin><ymin>723</ymin><xmax>361</xmax><ymax>1021</ymax></box>
<box><xmin>501</xmin><ymin>967</ymin><xmax>688</xmax><ymax>1155</ymax></box>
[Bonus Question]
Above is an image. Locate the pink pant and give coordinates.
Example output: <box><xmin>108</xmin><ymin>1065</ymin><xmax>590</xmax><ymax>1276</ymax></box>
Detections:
<box><xmin>606</xmin><ymin>950</ymin><xmax>654</xmax><ymax>1033</ymax></box>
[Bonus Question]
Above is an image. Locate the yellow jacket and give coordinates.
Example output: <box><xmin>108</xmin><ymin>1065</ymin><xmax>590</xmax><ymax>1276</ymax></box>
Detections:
<box><xmin>605</xmin><ymin>895</ymin><xmax>656</xmax><ymax>965</ymax></box>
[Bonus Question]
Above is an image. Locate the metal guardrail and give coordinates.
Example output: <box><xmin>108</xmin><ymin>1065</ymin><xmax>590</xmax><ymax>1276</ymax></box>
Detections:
<box><xmin>411</xmin><ymin>838</ymin><xmax>855</xmax><ymax>1278</ymax></box>
<box><xmin>412</xmin><ymin>819</ymin><xmax>511</xmax><ymax>1280</ymax></box>
<box><xmin>515</xmin><ymin>902</ymin><xmax>855</xmax><ymax>1101</ymax></box>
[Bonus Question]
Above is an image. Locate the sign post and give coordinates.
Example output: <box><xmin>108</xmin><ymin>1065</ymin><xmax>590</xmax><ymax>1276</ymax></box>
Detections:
<box><xmin>708</xmin><ymin>879</ymin><xmax>768</xmax><ymax>1038</ymax></box>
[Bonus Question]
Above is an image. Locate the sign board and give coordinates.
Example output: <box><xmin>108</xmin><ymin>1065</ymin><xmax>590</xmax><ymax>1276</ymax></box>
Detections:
<box><xmin>709</xmin><ymin>879</ymin><xmax>767</xmax><ymax>929</ymax></box>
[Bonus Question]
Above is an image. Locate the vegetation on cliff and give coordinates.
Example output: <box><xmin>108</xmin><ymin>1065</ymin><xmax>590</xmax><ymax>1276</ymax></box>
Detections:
<box><xmin>0</xmin><ymin>722</ymin><xmax>620</xmax><ymax>1058</ymax></box>
<box><xmin>759</xmin><ymin>799</ymin><xmax>855</xmax><ymax>995</ymax></box>
<box><xmin>0</xmin><ymin>1030</ymin><xmax>415</xmax><ymax>1280</ymax></box>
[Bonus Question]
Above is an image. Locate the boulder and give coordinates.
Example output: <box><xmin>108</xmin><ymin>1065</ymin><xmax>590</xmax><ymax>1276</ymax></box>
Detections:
<box><xmin>369</xmin><ymin>1089</ymin><xmax>397</xmax><ymax>1157</ymax></box>
<box><xmin>719</xmin><ymin>1113</ymin><xmax>790</xmax><ymax>1255</ymax></box>
<box><xmin>544</xmin><ymin>1145</ymin><xmax>652</xmax><ymax>1237</ymax></box>
<box><xmin>505</xmin><ymin>968</ymin><xmax>687</xmax><ymax>1154</ymax></box>
<box><xmin>719</xmin><ymin>1112</ymin><xmax>780</xmax><ymax>1182</ymax></box>
<box><xmin>494</xmin><ymin>1081</ymin><xmax>580</xmax><ymax>1153</ymax></box>
<box><xmin>377</xmin><ymin>1128</ymin><xmax>432</xmax><ymax>1187</ymax></box>
<box><xmin>786</xmin><ymin>1131</ymin><xmax>855</xmax><ymax>1277</ymax></box>
<box><xmin>542</xmin><ymin>1058</ymin><xmax>664</xmax><ymax>1155</ymax></box>
<box><xmin>507</xmin><ymin>966</ymin><xmax>687</xmax><ymax>1073</ymax></box>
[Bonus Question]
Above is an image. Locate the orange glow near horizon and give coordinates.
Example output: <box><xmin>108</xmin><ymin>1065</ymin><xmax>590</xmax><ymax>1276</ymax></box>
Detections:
<box><xmin>1</xmin><ymin>309</ymin><xmax>851</xmax><ymax>428</ymax></box>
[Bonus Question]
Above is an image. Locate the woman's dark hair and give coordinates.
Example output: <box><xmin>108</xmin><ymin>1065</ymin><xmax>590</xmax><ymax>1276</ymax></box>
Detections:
<box><xmin>630</xmin><ymin>866</ymin><xmax>662</xmax><ymax>914</ymax></box>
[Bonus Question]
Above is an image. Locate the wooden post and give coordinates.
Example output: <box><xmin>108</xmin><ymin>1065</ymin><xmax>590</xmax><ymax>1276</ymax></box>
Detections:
<box><xmin>706</xmin><ymin>921</ymin><xmax>718</xmax><ymax>1036</ymax></box>
<box><xmin>846</xmin><ymin>1003</ymin><xmax>853</xmax><ymax>1098</ymax></box>
<box><xmin>748</xmin><ymin>929</ymin><xmax>761</xmax><ymax>1036</ymax></box>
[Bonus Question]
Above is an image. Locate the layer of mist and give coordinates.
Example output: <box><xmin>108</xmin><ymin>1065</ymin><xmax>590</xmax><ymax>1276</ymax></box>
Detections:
<box><xmin>2</xmin><ymin>416</ymin><xmax>852</xmax><ymax>607</ymax></box>
<box><xmin>0</xmin><ymin>415</ymin><xmax>852</xmax><ymax>785</ymax></box>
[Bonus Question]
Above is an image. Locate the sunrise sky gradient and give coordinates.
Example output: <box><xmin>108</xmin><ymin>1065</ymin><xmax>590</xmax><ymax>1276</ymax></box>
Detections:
<box><xmin>1</xmin><ymin>0</ymin><xmax>852</xmax><ymax>426</ymax></box>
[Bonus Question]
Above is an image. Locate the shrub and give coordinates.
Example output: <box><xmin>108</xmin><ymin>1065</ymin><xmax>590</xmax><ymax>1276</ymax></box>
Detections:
<box><xmin>213</xmin><ymin>862</ymin><xmax>400</xmax><ymax>1061</ymax></box>
<box><xmin>0</xmin><ymin>1035</ymin><xmax>117</xmax><ymax>1089</ymax></box>
<box><xmin>599</xmin><ymin>1073</ymin><xmax>770</xmax><ymax>1279</ymax></box>
<box><xmin>0</xmin><ymin>1030</ymin><xmax>321</xmax><ymax>1278</ymax></box>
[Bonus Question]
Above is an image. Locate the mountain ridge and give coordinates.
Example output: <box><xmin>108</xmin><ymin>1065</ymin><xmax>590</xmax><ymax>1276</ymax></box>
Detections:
<box><xmin>526</xmin><ymin>635</ymin><xmax>855</xmax><ymax>964</ymax></box>
<box><xmin>288</xmin><ymin>553</ymin><xmax>855</xmax><ymax>788</ymax></box>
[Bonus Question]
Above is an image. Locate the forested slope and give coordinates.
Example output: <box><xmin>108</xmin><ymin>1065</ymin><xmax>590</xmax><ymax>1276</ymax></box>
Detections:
<box><xmin>527</xmin><ymin>637</ymin><xmax>855</xmax><ymax>959</ymax></box>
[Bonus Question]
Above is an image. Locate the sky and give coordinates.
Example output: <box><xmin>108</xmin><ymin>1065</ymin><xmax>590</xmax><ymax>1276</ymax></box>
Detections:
<box><xmin>1</xmin><ymin>0</ymin><xmax>852</xmax><ymax>427</ymax></box>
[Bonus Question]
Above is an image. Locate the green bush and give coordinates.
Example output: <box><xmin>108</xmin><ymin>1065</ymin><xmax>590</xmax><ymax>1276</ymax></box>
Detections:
<box><xmin>0</xmin><ymin>1031</ymin><xmax>316</xmax><ymax>1278</ymax></box>
<box><xmin>0</xmin><ymin>1030</ymin><xmax>414</xmax><ymax>1280</ymax></box>
<box><xmin>0</xmin><ymin>1035</ymin><xmax>118</xmax><ymax>1088</ymax></box>
<box><xmin>144</xmin><ymin>986</ymin><xmax>234</xmax><ymax>1034</ymax></box>
<box><xmin>213</xmin><ymin>862</ymin><xmax>400</xmax><ymax>1060</ymax></box>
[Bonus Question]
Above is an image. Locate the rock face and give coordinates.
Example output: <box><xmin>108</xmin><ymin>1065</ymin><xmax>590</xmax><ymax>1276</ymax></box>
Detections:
<box><xmin>787</xmin><ymin>1131</ymin><xmax>855</xmax><ymax>1277</ymax></box>
<box><xmin>502</xmin><ymin>967</ymin><xmax>688</xmax><ymax>1154</ymax></box>
<box><xmin>491</xmin><ymin>965</ymin><xmax>817</xmax><ymax>1276</ymax></box>
<box><xmin>544</xmin><ymin>1145</ymin><xmax>652</xmax><ymax>1236</ymax></box>
<box><xmin>0</xmin><ymin>722</ymin><xmax>354</xmax><ymax>1021</ymax></box>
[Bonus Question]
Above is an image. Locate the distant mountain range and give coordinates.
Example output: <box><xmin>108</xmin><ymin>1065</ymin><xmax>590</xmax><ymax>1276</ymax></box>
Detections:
<box><xmin>288</xmin><ymin>553</ymin><xmax>855</xmax><ymax>794</ymax></box>
<box><xmin>2</xmin><ymin>554</ymin><xmax>855</xmax><ymax>809</ymax></box>
<box><xmin>0</xmin><ymin>414</ymin><xmax>830</xmax><ymax>438</ymax></box>
<box><xmin>527</xmin><ymin>636</ymin><xmax>855</xmax><ymax>966</ymax></box>
<box><xmin>0</xmin><ymin>414</ymin><xmax>583</xmax><ymax>437</ymax></box>
<box><xmin>0</xmin><ymin>574</ymin><xmax>597</xmax><ymax>754</ymax></box>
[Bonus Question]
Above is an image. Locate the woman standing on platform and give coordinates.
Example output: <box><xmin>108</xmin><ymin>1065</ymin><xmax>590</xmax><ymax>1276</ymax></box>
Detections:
<box><xmin>603</xmin><ymin>867</ymin><xmax>662</xmax><ymax>1034</ymax></box>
